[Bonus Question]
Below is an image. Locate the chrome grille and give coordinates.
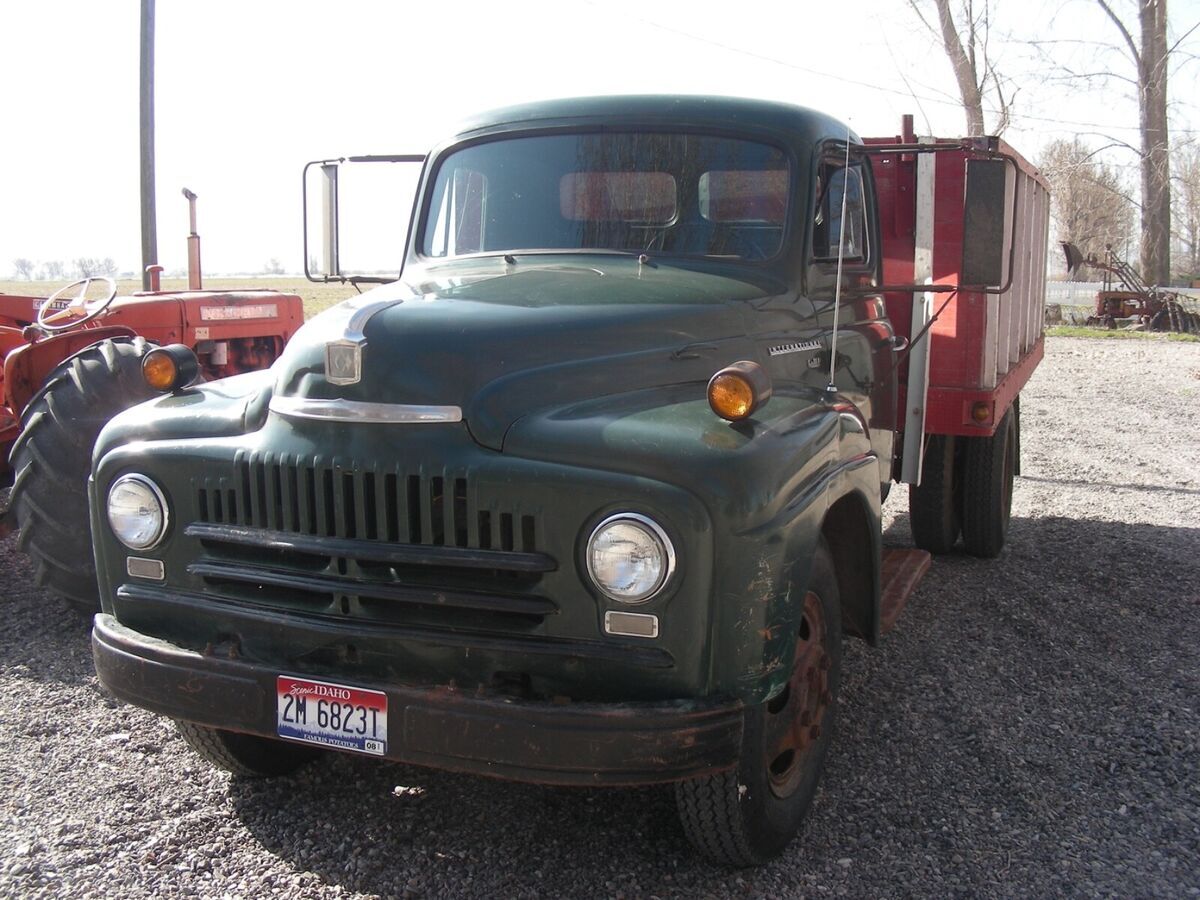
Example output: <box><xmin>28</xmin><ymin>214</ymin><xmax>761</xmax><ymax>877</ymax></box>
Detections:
<box><xmin>195</xmin><ymin>450</ymin><xmax>538</xmax><ymax>552</ymax></box>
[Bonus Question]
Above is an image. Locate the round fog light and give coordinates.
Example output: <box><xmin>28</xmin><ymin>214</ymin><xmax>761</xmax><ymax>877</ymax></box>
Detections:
<box><xmin>143</xmin><ymin>344</ymin><xmax>200</xmax><ymax>393</ymax></box>
<box><xmin>107</xmin><ymin>474</ymin><xmax>169</xmax><ymax>550</ymax></box>
<box><xmin>708</xmin><ymin>360</ymin><xmax>772</xmax><ymax>421</ymax></box>
<box><xmin>586</xmin><ymin>513</ymin><xmax>675</xmax><ymax>604</ymax></box>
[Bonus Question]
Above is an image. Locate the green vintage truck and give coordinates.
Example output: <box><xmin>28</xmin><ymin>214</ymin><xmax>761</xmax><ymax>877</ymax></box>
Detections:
<box><xmin>91</xmin><ymin>96</ymin><xmax>1048</xmax><ymax>865</ymax></box>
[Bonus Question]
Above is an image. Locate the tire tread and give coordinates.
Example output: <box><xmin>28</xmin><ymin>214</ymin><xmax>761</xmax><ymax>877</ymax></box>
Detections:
<box><xmin>960</xmin><ymin>408</ymin><xmax>1015</xmax><ymax>558</ymax></box>
<box><xmin>8</xmin><ymin>337</ymin><xmax>156</xmax><ymax>612</ymax></box>
<box><xmin>175</xmin><ymin>721</ymin><xmax>314</xmax><ymax>778</ymax></box>
<box><xmin>909</xmin><ymin>434</ymin><xmax>960</xmax><ymax>554</ymax></box>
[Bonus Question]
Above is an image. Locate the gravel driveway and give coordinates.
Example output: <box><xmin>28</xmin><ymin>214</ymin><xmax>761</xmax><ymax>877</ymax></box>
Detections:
<box><xmin>1</xmin><ymin>336</ymin><xmax>1197</xmax><ymax>899</ymax></box>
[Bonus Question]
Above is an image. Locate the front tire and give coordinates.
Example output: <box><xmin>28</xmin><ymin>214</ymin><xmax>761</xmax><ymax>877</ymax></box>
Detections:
<box><xmin>176</xmin><ymin>721</ymin><xmax>317</xmax><ymax>777</ymax></box>
<box><xmin>8</xmin><ymin>338</ymin><xmax>158</xmax><ymax>612</ymax></box>
<box><xmin>675</xmin><ymin>540</ymin><xmax>842</xmax><ymax>866</ymax></box>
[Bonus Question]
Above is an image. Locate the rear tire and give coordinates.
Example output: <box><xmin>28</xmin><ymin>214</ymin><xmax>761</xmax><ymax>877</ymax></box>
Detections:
<box><xmin>675</xmin><ymin>540</ymin><xmax>842</xmax><ymax>866</ymax></box>
<box><xmin>908</xmin><ymin>434</ymin><xmax>960</xmax><ymax>554</ymax></box>
<box><xmin>960</xmin><ymin>406</ymin><xmax>1016</xmax><ymax>558</ymax></box>
<box><xmin>176</xmin><ymin>720</ymin><xmax>317</xmax><ymax>777</ymax></box>
<box><xmin>8</xmin><ymin>338</ymin><xmax>158</xmax><ymax>613</ymax></box>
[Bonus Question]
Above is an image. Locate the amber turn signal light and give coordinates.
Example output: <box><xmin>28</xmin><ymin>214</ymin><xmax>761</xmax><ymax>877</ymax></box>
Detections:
<box><xmin>707</xmin><ymin>361</ymin><xmax>772</xmax><ymax>421</ymax></box>
<box><xmin>143</xmin><ymin>344</ymin><xmax>201</xmax><ymax>393</ymax></box>
<box><xmin>971</xmin><ymin>401</ymin><xmax>992</xmax><ymax>424</ymax></box>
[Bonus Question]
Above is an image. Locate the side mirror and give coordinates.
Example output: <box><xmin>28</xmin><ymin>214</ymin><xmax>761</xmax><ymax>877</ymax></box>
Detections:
<box><xmin>959</xmin><ymin>158</ymin><xmax>1012</xmax><ymax>289</ymax></box>
<box><xmin>302</xmin><ymin>154</ymin><xmax>426</xmax><ymax>284</ymax></box>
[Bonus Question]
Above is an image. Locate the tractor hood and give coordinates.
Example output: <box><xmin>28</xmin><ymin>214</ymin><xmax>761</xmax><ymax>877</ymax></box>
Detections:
<box><xmin>272</xmin><ymin>257</ymin><xmax>786</xmax><ymax>450</ymax></box>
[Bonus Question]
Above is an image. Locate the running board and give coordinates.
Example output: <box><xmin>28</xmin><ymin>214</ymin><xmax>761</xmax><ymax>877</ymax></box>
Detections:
<box><xmin>880</xmin><ymin>549</ymin><xmax>932</xmax><ymax>634</ymax></box>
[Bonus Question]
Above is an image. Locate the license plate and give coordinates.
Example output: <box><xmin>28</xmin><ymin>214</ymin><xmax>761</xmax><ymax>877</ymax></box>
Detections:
<box><xmin>276</xmin><ymin>676</ymin><xmax>388</xmax><ymax>756</ymax></box>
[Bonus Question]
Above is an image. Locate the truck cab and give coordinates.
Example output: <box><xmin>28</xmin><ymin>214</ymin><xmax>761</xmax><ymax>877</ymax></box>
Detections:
<box><xmin>89</xmin><ymin>96</ymin><xmax>1041</xmax><ymax>866</ymax></box>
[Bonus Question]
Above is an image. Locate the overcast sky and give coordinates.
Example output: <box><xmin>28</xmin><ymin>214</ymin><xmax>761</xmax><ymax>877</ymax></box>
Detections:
<box><xmin>3</xmin><ymin>0</ymin><xmax>1198</xmax><ymax>278</ymax></box>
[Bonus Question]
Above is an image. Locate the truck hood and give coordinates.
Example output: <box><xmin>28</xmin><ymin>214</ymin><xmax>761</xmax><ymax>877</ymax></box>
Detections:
<box><xmin>272</xmin><ymin>258</ymin><xmax>786</xmax><ymax>449</ymax></box>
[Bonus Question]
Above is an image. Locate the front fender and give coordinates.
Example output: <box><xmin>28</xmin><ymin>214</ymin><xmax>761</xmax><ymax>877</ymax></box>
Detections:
<box><xmin>93</xmin><ymin>368</ymin><xmax>273</xmax><ymax>464</ymax></box>
<box><xmin>503</xmin><ymin>383</ymin><xmax>879</xmax><ymax>701</ymax></box>
<box><xmin>503</xmin><ymin>382</ymin><xmax>870</xmax><ymax>531</ymax></box>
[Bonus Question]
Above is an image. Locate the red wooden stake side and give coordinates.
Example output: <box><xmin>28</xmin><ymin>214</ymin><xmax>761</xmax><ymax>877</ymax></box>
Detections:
<box><xmin>866</xmin><ymin>129</ymin><xmax>1050</xmax><ymax>446</ymax></box>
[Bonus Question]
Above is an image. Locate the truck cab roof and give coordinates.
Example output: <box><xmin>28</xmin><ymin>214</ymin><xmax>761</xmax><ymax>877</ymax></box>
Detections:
<box><xmin>448</xmin><ymin>94</ymin><xmax>859</xmax><ymax>149</ymax></box>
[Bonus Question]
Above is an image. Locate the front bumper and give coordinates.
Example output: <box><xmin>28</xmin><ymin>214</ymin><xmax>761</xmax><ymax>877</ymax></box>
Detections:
<box><xmin>93</xmin><ymin>614</ymin><xmax>743</xmax><ymax>786</ymax></box>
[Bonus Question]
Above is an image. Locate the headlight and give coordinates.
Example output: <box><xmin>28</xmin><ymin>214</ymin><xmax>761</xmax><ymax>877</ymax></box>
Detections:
<box><xmin>586</xmin><ymin>513</ymin><xmax>675</xmax><ymax>604</ymax></box>
<box><xmin>107</xmin><ymin>474</ymin><xmax>169</xmax><ymax>550</ymax></box>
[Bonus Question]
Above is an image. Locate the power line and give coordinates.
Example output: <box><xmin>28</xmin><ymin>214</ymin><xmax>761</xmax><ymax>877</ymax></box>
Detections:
<box><xmin>583</xmin><ymin>2</ymin><xmax>1200</xmax><ymax>136</ymax></box>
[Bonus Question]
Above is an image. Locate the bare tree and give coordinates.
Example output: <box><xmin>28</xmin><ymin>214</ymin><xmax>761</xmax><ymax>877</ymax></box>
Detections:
<box><xmin>1029</xmin><ymin>1</ymin><xmax>1190</xmax><ymax>285</ymax></box>
<box><xmin>1173</xmin><ymin>143</ymin><xmax>1200</xmax><ymax>279</ymax></box>
<box><xmin>12</xmin><ymin>258</ymin><xmax>35</xmax><ymax>281</ymax></box>
<box><xmin>39</xmin><ymin>260</ymin><xmax>64</xmax><ymax>281</ymax></box>
<box><xmin>907</xmin><ymin>0</ymin><xmax>1014</xmax><ymax>134</ymax></box>
<box><xmin>1042</xmin><ymin>138</ymin><xmax>1136</xmax><ymax>264</ymax></box>
<box><xmin>1095</xmin><ymin>0</ymin><xmax>1173</xmax><ymax>284</ymax></box>
<box><xmin>74</xmin><ymin>258</ymin><xmax>101</xmax><ymax>278</ymax></box>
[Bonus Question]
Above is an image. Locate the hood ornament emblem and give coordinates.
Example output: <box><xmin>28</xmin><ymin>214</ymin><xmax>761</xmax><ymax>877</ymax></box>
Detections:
<box><xmin>325</xmin><ymin>339</ymin><xmax>363</xmax><ymax>385</ymax></box>
<box><xmin>323</xmin><ymin>293</ymin><xmax>412</xmax><ymax>386</ymax></box>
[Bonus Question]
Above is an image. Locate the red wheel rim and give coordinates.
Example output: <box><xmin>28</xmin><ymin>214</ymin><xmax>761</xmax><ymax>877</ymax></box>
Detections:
<box><xmin>764</xmin><ymin>589</ymin><xmax>831</xmax><ymax>798</ymax></box>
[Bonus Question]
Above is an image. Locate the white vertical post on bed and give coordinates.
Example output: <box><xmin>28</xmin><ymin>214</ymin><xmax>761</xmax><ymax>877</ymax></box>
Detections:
<box><xmin>901</xmin><ymin>141</ymin><xmax>936</xmax><ymax>485</ymax></box>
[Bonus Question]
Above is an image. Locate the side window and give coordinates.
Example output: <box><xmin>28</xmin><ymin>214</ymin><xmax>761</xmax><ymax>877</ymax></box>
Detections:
<box><xmin>812</xmin><ymin>161</ymin><xmax>867</xmax><ymax>262</ymax></box>
<box><xmin>427</xmin><ymin>168</ymin><xmax>487</xmax><ymax>257</ymax></box>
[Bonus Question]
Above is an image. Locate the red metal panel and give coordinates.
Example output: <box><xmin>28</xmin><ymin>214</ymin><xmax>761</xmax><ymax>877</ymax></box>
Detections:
<box><xmin>899</xmin><ymin>337</ymin><xmax>1043</xmax><ymax>437</ymax></box>
<box><xmin>868</xmin><ymin>131</ymin><xmax>1047</xmax><ymax>442</ymax></box>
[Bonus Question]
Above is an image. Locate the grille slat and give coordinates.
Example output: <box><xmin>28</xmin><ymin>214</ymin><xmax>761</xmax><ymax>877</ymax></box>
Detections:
<box><xmin>187</xmin><ymin>561</ymin><xmax>555</xmax><ymax>617</ymax></box>
<box><xmin>191</xmin><ymin>452</ymin><xmax>552</xmax><ymax>632</ymax></box>
<box><xmin>195</xmin><ymin>455</ymin><xmax>541</xmax><ymax>555</ymax></box>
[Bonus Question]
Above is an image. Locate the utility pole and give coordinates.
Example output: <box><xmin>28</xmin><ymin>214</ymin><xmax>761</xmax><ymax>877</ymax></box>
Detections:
<box><xmin>139</xmin><ymin>0</ymin><xmax>157</xmax><ymax>291</ymax></box>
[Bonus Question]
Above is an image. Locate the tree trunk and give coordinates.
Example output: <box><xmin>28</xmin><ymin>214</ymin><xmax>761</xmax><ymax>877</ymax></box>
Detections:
<box><xmin>1139</xmin><ymin>0</ymin><xmax>1170</xmax><ymax>285</ymax></box>
<box><xmin>934</xmin><ymin>0</ymin><xmax>986</xmax><ymax>135</ymax></box>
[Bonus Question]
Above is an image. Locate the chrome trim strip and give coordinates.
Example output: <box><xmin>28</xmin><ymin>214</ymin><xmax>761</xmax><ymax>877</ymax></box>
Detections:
<box><xmin>269</xmin><ymin>395</ymin><xmax>462</xmax><ymax>424</ymax></box>
<box><xmin>604</xmin><ymin>610</ymin><xmax>660</xmax><ymax>639</ymax></box>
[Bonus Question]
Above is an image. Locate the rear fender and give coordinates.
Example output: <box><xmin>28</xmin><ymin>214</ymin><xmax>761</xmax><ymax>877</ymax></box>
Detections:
<box><xmin>4</xmin><ymin>326</ymin><xmax>137</xmax><ymax>419</ymax></box>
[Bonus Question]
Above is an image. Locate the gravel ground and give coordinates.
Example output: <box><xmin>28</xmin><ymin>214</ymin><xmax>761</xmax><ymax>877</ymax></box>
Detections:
<box><xmin>1</xmin><ymin>335</ymin><xmax>1197</xmax><ymax>899</ymax></box>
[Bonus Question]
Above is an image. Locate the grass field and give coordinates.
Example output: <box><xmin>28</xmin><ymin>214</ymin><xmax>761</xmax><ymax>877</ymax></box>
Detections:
<box><xmin>1045</xmin><ymin>324</ymin><xmax>1200</xmax><ymax>342</ymax></box>
<box><xmin>4</xmin><ymin>278</ymin><xmax>1199</xmax><ymax>342</ymax></box>
<box><xmin>0</xmin><ymin>277</ymin><xmax>355</xmax><ymax>319</ymax></box>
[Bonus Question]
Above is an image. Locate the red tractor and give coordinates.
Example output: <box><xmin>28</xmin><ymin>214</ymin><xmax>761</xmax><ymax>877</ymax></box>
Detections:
<box><xmin>1062</xmin><ymin>242</ymin><xmax>1200</xmax><ymax>332</ymax></box>
<box><xmin>0</xmin><ymin>272</ymin><xmax>303</xmax><ymax>611</ymax></box>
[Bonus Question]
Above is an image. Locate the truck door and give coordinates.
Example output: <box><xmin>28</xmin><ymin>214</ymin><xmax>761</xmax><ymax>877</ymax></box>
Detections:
<box><xmin>806</xmin><ymin>147</ymin><xmax>897</xmax><ymax>492</ymax></box>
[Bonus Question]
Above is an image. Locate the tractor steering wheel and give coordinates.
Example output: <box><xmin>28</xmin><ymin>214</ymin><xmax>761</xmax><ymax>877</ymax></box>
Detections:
<box><xmin>37</xmin><ymin>277</ymin><xmax>119</xmax><ymax>333</ymax></box>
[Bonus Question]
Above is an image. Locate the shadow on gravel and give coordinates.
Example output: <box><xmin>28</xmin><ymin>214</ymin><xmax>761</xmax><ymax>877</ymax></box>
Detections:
<box><xmin>226</xmin><ymin>759</ymin><xmax>723</xmax><ymax>897</ymax></box>
<box><xmin>219</xmin><ymin>511</ymin><xmax>1198</xmax><ymax>897</ymax></box>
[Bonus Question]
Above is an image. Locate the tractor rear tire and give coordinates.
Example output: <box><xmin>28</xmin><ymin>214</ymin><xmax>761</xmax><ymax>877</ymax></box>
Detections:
<box><xmin>908</xmin><ymin>434</ymin><xmax>961</xmax><ymax>554</ymax></box>
<box><xmin>960</xmin><ymin>406</ymin><xmax>1016</xmax><ymax>558</ymax></box>
<box><xmin>176</xmin><ymin>721</ymin><xmax>317</xmax><ymax>777</ymax></box>
<box><xmin>9</xmin><ymin>337</ymin><xmax>158</xmax><ymax>613</ymax></box>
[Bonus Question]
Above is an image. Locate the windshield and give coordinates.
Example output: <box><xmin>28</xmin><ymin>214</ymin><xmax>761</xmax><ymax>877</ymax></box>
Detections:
<box><xmin>420</xmin><ymin>132</ymin><xmax>790</xmax><ymax>262</ymax></box>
